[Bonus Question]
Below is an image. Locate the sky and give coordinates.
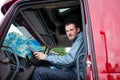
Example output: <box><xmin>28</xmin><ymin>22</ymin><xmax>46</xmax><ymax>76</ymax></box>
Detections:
<box><xmin>0</xmin><ymin>0</ymin><xmax>5</xmax><ymax>22</ymax></box>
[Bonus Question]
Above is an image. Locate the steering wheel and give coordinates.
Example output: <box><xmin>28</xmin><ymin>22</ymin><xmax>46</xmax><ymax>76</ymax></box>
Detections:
<box><xmin>28</xmin><ymin>52</ymin><xmax>52</xmax><ymax>67</ymax></box>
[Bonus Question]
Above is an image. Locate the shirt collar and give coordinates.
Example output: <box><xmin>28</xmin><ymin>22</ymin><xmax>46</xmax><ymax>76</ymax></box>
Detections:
<box><xmin>72</xmin><ymin>32</ymin><xmax>83</xmax><ymax>42</ymax></box>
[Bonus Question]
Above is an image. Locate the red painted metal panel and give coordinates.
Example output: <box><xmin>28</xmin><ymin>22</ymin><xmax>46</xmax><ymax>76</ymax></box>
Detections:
<box><xmin>88</xmin><ymin>0</ymin><xmax>120</xmax><ymax>79</ymax></box>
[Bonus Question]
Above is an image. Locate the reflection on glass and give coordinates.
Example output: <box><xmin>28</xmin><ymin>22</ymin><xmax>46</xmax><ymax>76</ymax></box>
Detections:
<box><xmin>3</xmin><ymin>25</ymin><xmax>41</xmax><ymax>58</ymax></box>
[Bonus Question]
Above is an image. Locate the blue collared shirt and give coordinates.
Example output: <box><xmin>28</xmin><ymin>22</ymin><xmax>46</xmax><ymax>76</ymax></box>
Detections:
<box><xmin>46</xmin><ymin>32</ymin><xmax>84</xmax><ymax>70</ymax></box>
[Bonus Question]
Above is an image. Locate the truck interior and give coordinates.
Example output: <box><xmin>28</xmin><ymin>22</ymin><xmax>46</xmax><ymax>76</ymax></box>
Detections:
<box><xmin>0</xmin><ymin>0</ymin><xmax>87</xmax><ymax>80</ymax></box>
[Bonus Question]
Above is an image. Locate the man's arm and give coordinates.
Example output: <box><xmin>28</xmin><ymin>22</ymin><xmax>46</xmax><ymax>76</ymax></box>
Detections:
<box><xmin>46</xmin><ymin>33</ymin><xmax>84</xmax><ymax>67</ymax></box>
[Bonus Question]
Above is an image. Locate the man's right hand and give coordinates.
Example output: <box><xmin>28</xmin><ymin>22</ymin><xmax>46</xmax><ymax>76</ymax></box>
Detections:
<box><xmin>33</xmin><ymin>52</ymin><xmax>47</xmax><ymax>60</ymax></box>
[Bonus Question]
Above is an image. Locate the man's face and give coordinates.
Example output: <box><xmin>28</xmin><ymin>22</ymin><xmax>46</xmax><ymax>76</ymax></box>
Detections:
<box><xmin>65</xmin><ymin>24</ymin><xmax>80</xmax><ymax>40</ymax></box>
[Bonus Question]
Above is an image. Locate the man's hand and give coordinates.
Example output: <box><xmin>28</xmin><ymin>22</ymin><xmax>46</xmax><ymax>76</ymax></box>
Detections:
<box><xmin>33</xmin><ymin>52</ymin><xmax>47</xmax><ymax>60</ymax></box>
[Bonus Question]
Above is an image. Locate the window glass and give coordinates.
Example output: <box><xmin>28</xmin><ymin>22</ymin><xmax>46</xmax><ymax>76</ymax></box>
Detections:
<box><xmin>50</xmin><ymin>47</ymin><xmax>71</xmax><ymax>56</ymax></box>
<box><xmin>58</xmin><ymin>8</ymin><xmax>70</xmax><ymax>13</ymax></box>
<box><xmin>3</xmin><ymin>24</ymin><xmax>42</xmax><ymax>58</ymax></box>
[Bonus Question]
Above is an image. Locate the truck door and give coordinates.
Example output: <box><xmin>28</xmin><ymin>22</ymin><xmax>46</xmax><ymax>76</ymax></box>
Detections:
<box><xmin>80</xmin><ymin>0</ymin><xmax>99</xmax><ymax>80</ymax></box>
<box><xmin>85</xmin><ymin>0</ymin><xmax>120</xmax><ymax>80</ymax></box>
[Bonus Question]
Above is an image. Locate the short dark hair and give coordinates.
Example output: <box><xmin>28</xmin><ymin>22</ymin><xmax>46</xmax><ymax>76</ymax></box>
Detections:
<box><xmin>65</xmin><ymin>21</ymin><xmax>80</xmax><ymax>29</ymax></box>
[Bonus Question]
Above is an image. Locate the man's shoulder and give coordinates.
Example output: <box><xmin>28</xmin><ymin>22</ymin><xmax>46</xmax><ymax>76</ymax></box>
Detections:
<box><xmin>73</xmin><ymin>32</ymin><xmax>83</xmax><ymax>42</ymax></box>
<box><xmin>77</xmin><ymin>32</ymin><xmax>83</xmax><ymax>38</ymax></box>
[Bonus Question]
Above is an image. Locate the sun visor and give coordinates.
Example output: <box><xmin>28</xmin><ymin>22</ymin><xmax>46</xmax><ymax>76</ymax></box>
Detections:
<box><xmin>20</xmin><ymin>9</ymin><xmax>57</xmax><ymax>46</ymax></box>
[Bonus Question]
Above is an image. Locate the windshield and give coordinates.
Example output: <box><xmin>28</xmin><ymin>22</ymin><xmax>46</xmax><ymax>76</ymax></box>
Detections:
<box><xmin>3</xmin><ymin>24</ymin><xmax>41</xmax><ymax>58</ymax></box>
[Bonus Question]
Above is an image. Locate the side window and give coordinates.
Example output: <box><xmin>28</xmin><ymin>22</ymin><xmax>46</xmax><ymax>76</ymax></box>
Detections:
<box><xmin>50</xmin><ymin>47</ymin><xmax>70</xmax><ymax>56</ymax></box>
<box><xmin>2</xmin><ymin>24</ymin><xmax>41</xmax><ymax>58</ymax></box>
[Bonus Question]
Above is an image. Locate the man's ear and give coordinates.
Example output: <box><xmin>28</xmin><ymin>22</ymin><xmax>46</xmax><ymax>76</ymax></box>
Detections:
<box><xmin>77</xmin><ymin>27</ymin><xmax>80</xmax><ymax>33</ymax></box>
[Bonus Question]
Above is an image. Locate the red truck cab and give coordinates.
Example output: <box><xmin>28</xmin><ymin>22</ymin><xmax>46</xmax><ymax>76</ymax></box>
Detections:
<box><xmin>0</xmin><ymin>0</ymin><xmax>120</xmax><ymax>80</ymax></box>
